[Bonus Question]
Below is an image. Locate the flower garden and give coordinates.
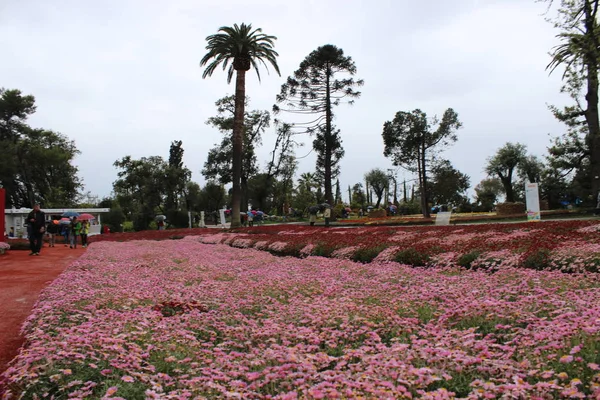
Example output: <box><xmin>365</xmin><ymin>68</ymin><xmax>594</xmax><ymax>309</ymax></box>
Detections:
<box><xmin>2</xmin><ymin>221</ymin><xmax>600</xmax><ymax>398</ymax></box>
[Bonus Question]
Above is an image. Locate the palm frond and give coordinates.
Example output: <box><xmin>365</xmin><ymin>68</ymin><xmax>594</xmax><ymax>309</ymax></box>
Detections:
<box><xmin>200</xmin><ymin>23</ymin><xmax>281</xmax><ymax>84</ymax></box>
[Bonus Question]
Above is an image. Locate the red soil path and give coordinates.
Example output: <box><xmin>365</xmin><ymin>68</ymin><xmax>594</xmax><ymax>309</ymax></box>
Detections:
<box><xmin>0</xmin><ymin>244</ymin><xmax>85</xmax><ymax>380</ymax></box>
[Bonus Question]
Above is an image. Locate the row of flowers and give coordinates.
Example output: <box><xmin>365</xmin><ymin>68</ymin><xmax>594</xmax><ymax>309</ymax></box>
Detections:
<box><xmin>3</xmin><ymin>239</ymin><xmax>600</xmax><ymax>398</ymax></box>
<box><xmin>184</xmin><ymin>221</ymin><xmax>600</xmax><ymax>273</ymax></box>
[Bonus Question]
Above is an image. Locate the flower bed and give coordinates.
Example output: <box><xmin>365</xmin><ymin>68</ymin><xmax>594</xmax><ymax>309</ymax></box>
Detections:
<box><xmin>0</xmin><ymin>241</ymin><xmax>9</xmax><ymax>254</ymax></box>
<box><xmin>2</xmin><ymin>240</ymin><xmax>600</xmax><ymax>398</ymax></box>
<box><xmin>88</xmin><ymin>228</ymin><xmax>214</xmax><ymax>243</ymax></box>
<box><xmin>199</xmin><ymin>220</ymin><xmax>600</xmax><ymax>272</ymax></box>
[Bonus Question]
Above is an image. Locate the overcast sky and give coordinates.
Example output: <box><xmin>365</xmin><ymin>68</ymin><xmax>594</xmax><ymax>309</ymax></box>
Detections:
<box><xmin>0</xmin><ymin>0</ymin><xmax>568</xmax><ymax>203</ymax></box>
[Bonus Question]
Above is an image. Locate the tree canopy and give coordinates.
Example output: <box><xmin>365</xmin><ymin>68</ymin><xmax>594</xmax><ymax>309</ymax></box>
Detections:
<box><xmin>382</xmin><ymin>108</ymin><xmax>461</xmax><ymax>217</ymax></box>
<box><xmin>0</xmin><ymin>88</ymin><xmax>82</xmax><ymax>208</ymax></box>
<box><xmin>275</xmin><ymin>44</ymin><xmax>363</xmax><ymax>205</ymax></box>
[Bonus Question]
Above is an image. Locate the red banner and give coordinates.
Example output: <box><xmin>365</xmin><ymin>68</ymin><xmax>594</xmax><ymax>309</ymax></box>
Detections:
<box><xmin>0</xmin><ymin>188</ymin><xmax>5</xmax><ymax>242</ymax></box>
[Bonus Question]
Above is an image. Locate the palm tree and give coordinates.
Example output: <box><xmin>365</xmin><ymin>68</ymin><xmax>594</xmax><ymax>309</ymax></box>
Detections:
<box><xmin>200</xmin><ymin>23</ymin><xmax>280</xmax><ymax>227</ymax></box>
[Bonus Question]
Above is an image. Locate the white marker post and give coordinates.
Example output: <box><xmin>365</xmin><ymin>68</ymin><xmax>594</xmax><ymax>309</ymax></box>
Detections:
<box><xmin>435</xmin><ymin>211</ymin><xmax>452</xmax><ymax>226</ymax></box>
<box><xmin>219</xmin><ymin>209</ymin><xmax>227</xmax><ymax>229</ymax></box>
<box><xmin>525</xmin><ymin>182</ymin><xmax>541</xmax><ymax>222</ymax></box>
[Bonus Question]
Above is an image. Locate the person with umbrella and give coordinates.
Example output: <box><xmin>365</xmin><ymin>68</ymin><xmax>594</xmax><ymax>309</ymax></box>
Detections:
<box><xmin>156</xmin><ymin>215</ymin><xmax>166</xmax><ymax>230</ymax></box>
<box><xmin>26</xmin><ymin>203</ymin><xmax>46</xmax><ymax>256</ymax></box>
<box><xmin>60</xmin><ymin>218</ymin><xmax>71</xmax><ymax>246</ymax></box>
<box><xmin>69</xmin><ymin>217</ymin><xmax>82</xmax><ymax>249</ymax></box>
<box><xmin>46</xmin><ymin>219</ymin><xmax>59</xmax><ymax>247</ymax></box>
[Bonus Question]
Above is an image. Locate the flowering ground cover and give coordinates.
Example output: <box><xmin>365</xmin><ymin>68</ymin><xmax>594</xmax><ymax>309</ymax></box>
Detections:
<box><xmin>2</xmin><ymin>239</ymin><xmax>600</xmax><ymax>398</ymax></box>
<box><xmin>88</xmin><ymin>228</ymin><xmax>214</xmax><ymax>244</ymax></box>
<box><xmin>197</xmin><ymin>220</ymin><xmax>600</xmax><ymax>273</ymax></box>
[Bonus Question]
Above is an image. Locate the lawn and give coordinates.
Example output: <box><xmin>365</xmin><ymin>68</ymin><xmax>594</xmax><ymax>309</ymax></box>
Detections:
<box><xmin>2</xmin><ymin>235</ymin><xmax>600</xmax><ymax>398</ymax></box>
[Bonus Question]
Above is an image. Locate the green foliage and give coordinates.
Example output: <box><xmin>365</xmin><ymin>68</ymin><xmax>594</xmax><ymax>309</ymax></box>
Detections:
<box><xmin>0</xmin><ymin>88</ymin><xmax>82</xmax><ymax>208</ymax></box>
<box><xmin>523</xmin><ymin>248</ymin><xmax>551</xmax><ymax>270</ymax></box>
<box><xmin>202</xmin><ymin>96</ymin><xmax>270</xmax><ymax>192</ymax></box>
<box><xmin>394</xmin><ymin>248</ymin><xmax>430</xmax><ymax>267</ymax></box>
<box><xmin>122</xmin><ymin>221</ymin><xmax>134</xmax><ymax>232</ymax></box>
<box><xmin>102</xmin><ymin>207</ymin><xmax>126</xmax><ymax>233</ymax></box>
<box><xmin>485</xmin><ymin>142</ymin><xmax>527</xmax><ymax>203</ymax></box>
<box><xmin>200</xmin><ymin>23</ymin><xmax>280</xmax><ymax>83</ymax></box>
<box><xmin>132</xmin><ymin>213</ymin><xmax>152</xmax><ymax>232</ymax></box>
<box><xmin>166</xmin><ymin>209</ymin><xmax>190</xmax><ymax>229</ymax></box>
<box><xmin>351</xmin><ymin>245</ymin><xmax>386</xmax><ymax>263</ymax></box>
<box><xmin>364</xmin><ymin>169</ymin><xmax>389</xmax><ymax>208</ymax></box>
<box><xmin>351</xmin><ymin>183</ymin><xmax>366</xmax><ymax>207</ymax></box>
<box><xmin>474</xmin><ymin>178</ymin><xmax>504</xmax><ymax>211</ymax></box>
<box><xmin>457</xmin><ymin>250</ymin><xmax>482</xmax><ymax>270</ymax></box>
<box><xmin>382</xmin><ymin>108</ymin><xmax>462</xmax><ymax>217</ymax></box>
<box><xmin>275</xmin><ymin>44</ymin><xmax>363</xmax><ymax>205</ymax></box>
<box><xmin>428</xmin><ymin>159</ymin><xmax>470</xmax><ymax>206</ymax></box>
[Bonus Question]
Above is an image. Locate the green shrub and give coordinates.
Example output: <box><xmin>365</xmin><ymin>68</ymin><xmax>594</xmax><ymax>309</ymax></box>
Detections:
<box><xmin>166</xmin><ymin>210</ymin><xmax>190</xmax><ymax>229</ymax></box>
<box><xmin>313</xmin><ymin>243</ymin><xmax>335</xmax><ymax>257</ymax></box>
<box><xmin>394</xmin><ymin>248</ymin><xmax>430</xmax><ymax>266</ymax></box>
<box><xmin>523</xmin><ymin>249</ymin><xmax>551</xmax><ymax>270</ymax></box>
<box><xmin>457</xmin><ymin>250</ymin><xmax>482</xmax><ymax>270</ymax></box>
<box><xmin>102</xmin><ymin>207</ymin><xmax>125</xmax><ymax>233</ymax></box>
<box><xmin>122</xmin><ymin>221</ymin><xmax>134</xmax><ymax>232</ymax></box>
<box><xmin>351</xmin><ymin>245</ymin><xmax>386</xmax><ymax>263</ymax></box>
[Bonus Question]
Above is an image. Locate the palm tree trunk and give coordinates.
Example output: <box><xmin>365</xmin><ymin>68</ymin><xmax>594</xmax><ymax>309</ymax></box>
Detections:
<box><xmin>231</xmin><ymin>69</ymin><xmax>246</xmax><ymax>228</ymax></box>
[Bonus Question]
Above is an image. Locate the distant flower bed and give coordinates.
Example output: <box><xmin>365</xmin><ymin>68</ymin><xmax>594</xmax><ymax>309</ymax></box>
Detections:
<box><xmin>88</xmin><ymin>228</ymin><xmax>214</xmax><ymax>243</ymax></box>
<box><xmin>201</xmin><ymin>220</ymin><xmax>600</xmax><ymax>272</ymax></box>
<box><xmin>3</xmin><ymin>241</ymin><xmax>600</xmax><ymax>398</ymax></box>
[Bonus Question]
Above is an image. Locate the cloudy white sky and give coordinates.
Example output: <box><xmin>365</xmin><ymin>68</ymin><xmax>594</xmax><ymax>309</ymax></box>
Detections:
<box><xmin>1</xmin><ymin>0</ymin><xmax>568</xmax><ymax>202</ymax></box>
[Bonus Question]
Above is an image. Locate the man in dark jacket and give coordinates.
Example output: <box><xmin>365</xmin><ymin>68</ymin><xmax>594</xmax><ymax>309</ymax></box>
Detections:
<box><xmin>27</xmin><ymin>203</ymin><xmax>46</xmax><ymax>255</ymax></box>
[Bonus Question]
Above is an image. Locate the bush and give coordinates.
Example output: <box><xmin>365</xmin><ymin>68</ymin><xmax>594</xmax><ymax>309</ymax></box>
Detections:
<box><xmin>166</xmin><ymin>210</ymin><xmax>190</xmax><ymax>229</ymax></box>
<box><xmin>122</xmin><ymin>221</ymin><xmax>135</xmax><ymax>232</ymax></box>
<box><xmin>351</xmin><ymin>246</ymin><xmax>386</xmax><ymax>263</ymax></box>
<box><xmin>496</xmin><ymin>202</ymin><xmax>526</xmax><ymax>215</ymax></box>
<box><xmin>394</xmin><ymin>248</ymin><xmax>430</xmax><ymax>267</ymax></box>
<box><xmin>457</xmin><ymin>250</ymin><xmax>482</xmax><ymax>270</ymax></box>
<box><xmin>523</xmin><ymin>249</ymin><xmax>551</xmax><ymax>270</ymax></box>
<box><xmin>102</xmin><ymin>207</ymin><xmax>125</xmax><ymax>233</ymax></box>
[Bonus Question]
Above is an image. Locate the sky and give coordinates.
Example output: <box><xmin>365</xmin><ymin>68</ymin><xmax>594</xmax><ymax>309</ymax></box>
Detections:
<box><xmin>0</xmin><ymin>0</ymin><xmax>569</xmax><ymax>203</ymax></box>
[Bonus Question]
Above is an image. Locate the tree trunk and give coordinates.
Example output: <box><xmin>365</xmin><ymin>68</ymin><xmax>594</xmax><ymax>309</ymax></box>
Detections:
<box><xmin>324</xmin><ymin>66</ymin><xmax>333</xmax><ymax>205</ymax></box>
<box><xmin>502</xmin><ymin>177</ymin><xmax>514</xmax><ymax>203</ymax></box>
<box><xmin>393</xmin><ymin>179</ymin><xmax>398</xmax><ymax>206</ymax></box>
<box><xmin>230</xmin><ymin>69</ymin><xmax>246</xmax><ymax>228</ymax></box>
<box><xmin>420</xmin><ymin>144</ymin><xmax>431</xmax><ymax>218</ymax></box>
<box><xmin>579</xmin><ymin>0</ymin><xmax>600</xmax><ymax>201</ymax></box>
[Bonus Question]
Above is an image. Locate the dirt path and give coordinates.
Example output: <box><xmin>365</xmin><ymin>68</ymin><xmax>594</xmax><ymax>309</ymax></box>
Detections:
<box><xmin>0</xmin><ymin>243</ymin><xmax>85</xmax><ymax>379</ymax></box>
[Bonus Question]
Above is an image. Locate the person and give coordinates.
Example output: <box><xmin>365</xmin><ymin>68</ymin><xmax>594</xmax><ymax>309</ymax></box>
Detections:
<box><xmin>255</xmin><ymin>210</ymin><xmax>263</xmax><ymax>226</ymax></box>
<box><xmin>308</xmin><ymin>206</ymin><xmax>318</xmax><ymax>226</ymax></box>
<box><xmin>247</xmin><ymin>211</ymin><xmax>254</xmax><ymax>227</ymax></box>
<box><xmin>46</xmin><ymin>219</ymin><xmax>59</xmax><ymax>247</ymax></box>
<box><xmin>62</xmin><ymin>222</ymin><xmax>70</xmax><ymax>246</ymax></box>
<box><xmin>9</xmin><ymin>227</ymin><xmax>15</xmax><ymax>238</ymax></box>
<box><xmin>26</xmin><ymin>203</ymin><xmax>46</xmax><ymax>256</ymax></box>
<box><xmin>323</xmin><ymin>206</ymin><xmax>331</xmax><ymax>227</ymax></box>
<box><xmin>80</xmin><ymin>220</ymin><xmax>89</xmax><ymax>248</ymax></box>
<box><xmin>70</xmin><ymin>217</ymin><xmax>82</xmax><ymax>249</ymax></box>
<box><xmin>157</xmin><ymin>220</ymin><xmax>165</xmax><ymax>230</ymax></box>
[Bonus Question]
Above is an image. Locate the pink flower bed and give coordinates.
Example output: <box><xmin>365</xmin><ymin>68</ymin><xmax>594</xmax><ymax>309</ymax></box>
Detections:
<box><xmin>2</xmin><ymin>240</ymin><xmax>600</xmax><ymax>398</ymax></box>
